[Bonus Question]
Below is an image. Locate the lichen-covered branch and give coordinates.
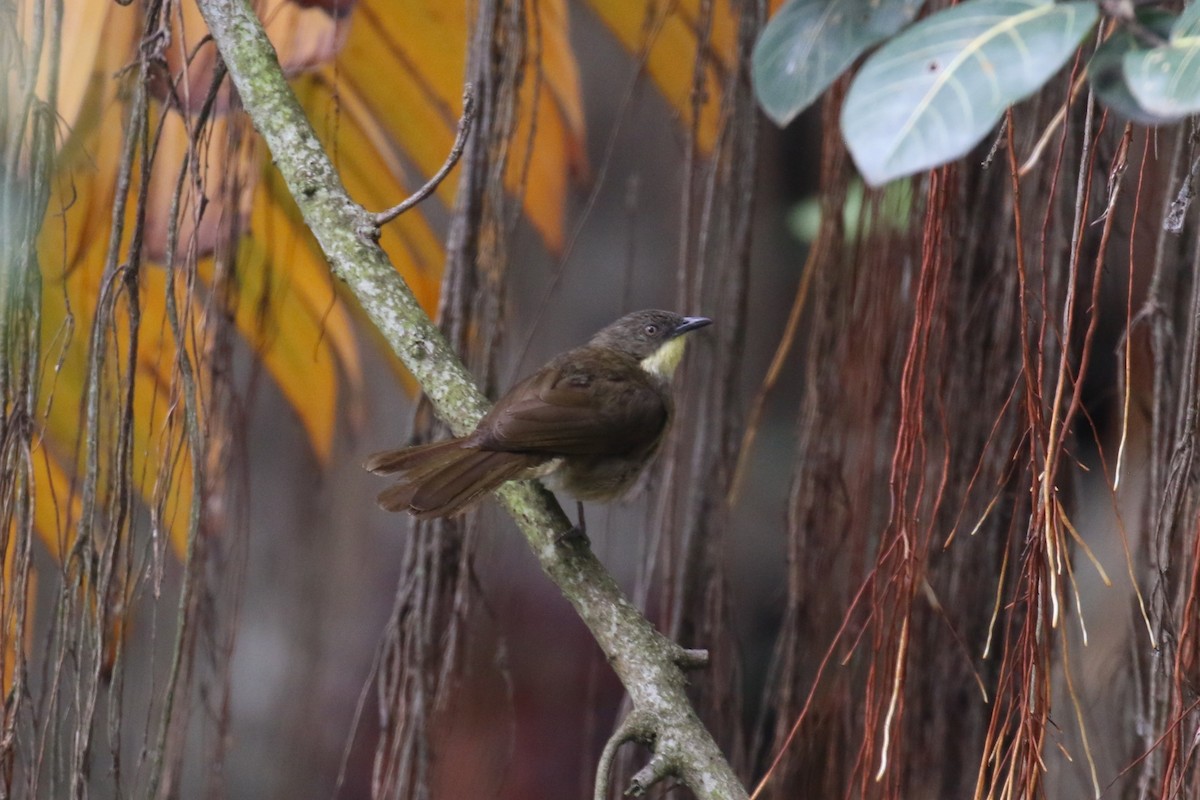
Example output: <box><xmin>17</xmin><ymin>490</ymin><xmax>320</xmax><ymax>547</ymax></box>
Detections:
<box><xmin>193</xmin><ymin>0</ymin><xmax>747</xmax><ymax>797</ymax></box>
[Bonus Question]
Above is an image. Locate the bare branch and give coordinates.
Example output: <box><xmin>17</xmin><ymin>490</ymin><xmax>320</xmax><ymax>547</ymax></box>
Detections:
<box><xmin>365</xmin><ymin>84</ymin><xmax>476</xmax><ymax>233</ymax></box>
<box><xmin>594</xmin><ymin>711</ymin><xmax>654</xmax><ymax>800</ymax></box>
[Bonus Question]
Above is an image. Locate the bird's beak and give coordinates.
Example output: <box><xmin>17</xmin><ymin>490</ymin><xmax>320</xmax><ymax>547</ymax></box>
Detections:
<box><xmin>672</xmin><ymin>316</ymin><xmax>712</xmax><ymax>337</ymax></box>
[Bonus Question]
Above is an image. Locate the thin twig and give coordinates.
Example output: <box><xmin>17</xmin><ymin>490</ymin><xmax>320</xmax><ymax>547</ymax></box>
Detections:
<box><xmin>367</xmin><ymin>84</ymin><xmax>476</xmax><ymax>229</ymax></box>
<box><xmin>594</xmin><ymin>711</ymin><xmax>654</xmax><ymax>800</ymax></box>
<box><xmin>1165</xmin><ymin>140</ymin><xmax>1200</xmax><ymax>234</ymax></box>
<box><xmin>1018</xmin><ymin>69</ymin><xmax>1089</xmax><ymax>177</ymax></box>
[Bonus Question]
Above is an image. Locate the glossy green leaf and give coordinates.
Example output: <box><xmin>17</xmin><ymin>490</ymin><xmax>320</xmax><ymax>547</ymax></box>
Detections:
<box><xmin>1088</xmin><ymin>10</ymin><xmax>1178</xmax><ymax>125</ymax></box>
<box><xmin>787</xmin><ymin>179</ymin><xmax>915</xmax><ymax>243</ymax></box>
<box><xmin>841</xmin><ymin>0</ymin><xmax>1098</xmax><ymax>186</ymax></box>
<box><xmin>753</xmin><ymin>0</ymin><xmax>924</xmax><ymax>126</ymax></box>
<box><xmin>1175</xmin><ymin>0</ymin><xmax>1200</xmax><ymax>37</ymax></box>
<box><xmin>1124</xmin><ymin>1</ymin><xmax>1200</xmax><ymax>119</ymax></box>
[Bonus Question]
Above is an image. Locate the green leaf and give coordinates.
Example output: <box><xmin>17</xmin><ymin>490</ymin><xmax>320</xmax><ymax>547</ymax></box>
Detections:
<box><xmin>753</xmin><ymin>0</ymin><xmax>924</xmax><ymax>126</ymax></box>
<box><xmin>1124</xmin><ymin>1</ymin><xmax>1200</xmax><ymax>119</ymax></box>
<box><xmin>788</xmin><ymin>196</ymin><xmax>823</xmax><ymax>243</ymax></box>
<box><xmin>787</xmin><ymin>179</ymin><xmax>915</xmax><ymax>244</ymax></box>
<box><xmin>1174</xmin><ymin>0</ymin><xmax>1200</xmax><ymax>37</ymax></box>
<box><xmin>840</xmin><ymin>0</ymin><xmax>1099</xmax><ymax>186</ymax></box>
<box><xmin>1088</xmin><ymin>10</ymin><xmax>1179</xmax><ymax>125</ymax></box>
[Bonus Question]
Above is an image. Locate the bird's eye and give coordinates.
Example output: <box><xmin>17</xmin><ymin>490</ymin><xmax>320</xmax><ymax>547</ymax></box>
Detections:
<box><xmin>644</xmin><ymin>324</ymin><xmax>658</xmax><ymax>336</ymax></box>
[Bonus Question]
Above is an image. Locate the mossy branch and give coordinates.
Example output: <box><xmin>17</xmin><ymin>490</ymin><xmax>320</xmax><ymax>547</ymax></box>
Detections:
<box><xmin>193</xmin><ymin>1</ymin><xmax>747</xmax><ymax>797</ymax></box>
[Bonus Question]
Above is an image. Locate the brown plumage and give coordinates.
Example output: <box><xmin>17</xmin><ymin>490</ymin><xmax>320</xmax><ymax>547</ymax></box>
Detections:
<box><xmin>364</xmin><ymin>310</ymin><xmax>711</xmax><ymax>519</ymax></box>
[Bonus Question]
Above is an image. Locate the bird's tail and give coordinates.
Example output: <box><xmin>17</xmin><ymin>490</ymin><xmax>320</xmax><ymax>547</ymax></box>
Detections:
<box><xmin>364</xmin><ymin>439</ymin><xmax>540</xmax><ymax>519</ymax></box>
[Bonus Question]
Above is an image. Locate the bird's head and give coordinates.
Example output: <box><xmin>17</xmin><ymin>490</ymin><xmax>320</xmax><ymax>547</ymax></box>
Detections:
<box><xmin>590</xmin><ymin>310</ymin><xmax>712</xmax><ymax>380</ymax></box>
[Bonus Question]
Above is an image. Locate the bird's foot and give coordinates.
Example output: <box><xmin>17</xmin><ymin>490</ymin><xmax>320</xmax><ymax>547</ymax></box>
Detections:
<box><xmin>554</xmin><ymin>501</ymin><xmax>591</xmax><ymax>548</ymax></box>
<box><xmin>555</xmin><ymin>524</ymin><xmax>591</xmax><ymax>548</ymax></box>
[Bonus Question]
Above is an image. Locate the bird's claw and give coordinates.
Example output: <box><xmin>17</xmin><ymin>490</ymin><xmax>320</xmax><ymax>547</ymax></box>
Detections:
<box><xmin>555</xmin><ymin>524</ymin><xmax>591</xmax><ymax>548</ymax></box>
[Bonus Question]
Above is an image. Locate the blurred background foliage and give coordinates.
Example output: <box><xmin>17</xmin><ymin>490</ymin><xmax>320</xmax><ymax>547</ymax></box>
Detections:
<box><xmin>8</xmin><ymin>0</ymin><xmax>1200</xmax><ymax>799</ymax></box>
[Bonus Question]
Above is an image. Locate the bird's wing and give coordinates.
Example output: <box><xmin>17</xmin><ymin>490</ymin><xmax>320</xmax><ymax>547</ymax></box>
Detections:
<box><xmin>475</xmin><ymin>356</ymin><xmax>668</xmax><ymax>456</ymax></box>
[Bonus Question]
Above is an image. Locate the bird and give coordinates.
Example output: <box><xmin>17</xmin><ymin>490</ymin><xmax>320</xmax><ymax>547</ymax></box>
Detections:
<box><xmin>364</xmin><ymin>309</ymin><xmax>712</xmax><ymax>521</ymax></box>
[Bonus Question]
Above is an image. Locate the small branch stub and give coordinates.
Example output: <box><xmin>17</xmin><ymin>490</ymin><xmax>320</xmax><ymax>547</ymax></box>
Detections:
<box><xmin>674</xmin><ymin>647</ymin><xmax>710</xmax><ymax>670</ymax></box>
<box><xmin>369</xmin><ymin>84</ymin><xmax>476</xmax><ymax>228</ymax></box>
<box><xmin>629</xmin><ymin>752</ymin><xmax>674</xmax><ymax>797</ymax></box>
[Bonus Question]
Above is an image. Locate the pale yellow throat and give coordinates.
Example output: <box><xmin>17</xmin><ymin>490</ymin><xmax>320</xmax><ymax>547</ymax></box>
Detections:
<box><xmin>639</xmin><ymin>336</ymin><xmax>689</xmax><ymax>380</ymax></box>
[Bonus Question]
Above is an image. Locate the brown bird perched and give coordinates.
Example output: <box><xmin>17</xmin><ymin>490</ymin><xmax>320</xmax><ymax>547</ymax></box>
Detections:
<box><xmin>364</xmin><ymin>310</ymin><xmax>712</xmax><ymax>520</ymax></box>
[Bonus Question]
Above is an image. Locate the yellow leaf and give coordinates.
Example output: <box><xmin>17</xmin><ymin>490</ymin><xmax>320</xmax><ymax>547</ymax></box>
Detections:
<box><xmin>29</xmin><ymin>444</ymin><xmax>80</xmax><ymax>562</ymax></box>
<box><xmin>251</xmin><ymin>168</ymin><xmax>365</xmax><ymax>397</ymax></box>
<box><xmin>38</xmin><ymin>107</ymin><xmax>198</xmax><ymax>558</ymax></box>
<box><xmin>220</xmin><ymin>220</ymin><xmax>343</xmax><ymax>465</ymax></box>
<box><xmin>144</xmin><ymin>106</ymin><xmax>362</xmax><ymax>462</ymax></box>
<box><xmin>334</xmin><ymin>0</ymin><xmax>586</xmax><ymax>251</ymax></box>
<box><xmin>297</xmin><ymin>76</ymin><xmax>445</xmax><ymax>315</ymax></box>
<box><xmin>163</xmin><ymin>0</ymin><xmax>345</xmax><ymax>115</ymax></box>
<box><xmin>14</xmin><ymin>0</ymin><xmax>135</xmax><ymax>152</ymax></box>
<box><xmin>584</xmin><ymin>0</ymin><xmax>742</xmax><ymax>154</ymax></box>
<box><xmin>0</xmin><ymin>523</ymin><xmax>32</xmax><ymax>694</ymax></box>
<box><xmin>129</xmin><ymin>267</ymin><xmax>202</xmax><ymax>556</ymax></box>
<box><xmin>143</xmin><ymin>109</ymin><xmax>257</xmax><ymax>263</ymax></box>
<box><xmin>26</xmin><ymin>0</ymin><xmax>604</xmax><ymax>573</ymax></box>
